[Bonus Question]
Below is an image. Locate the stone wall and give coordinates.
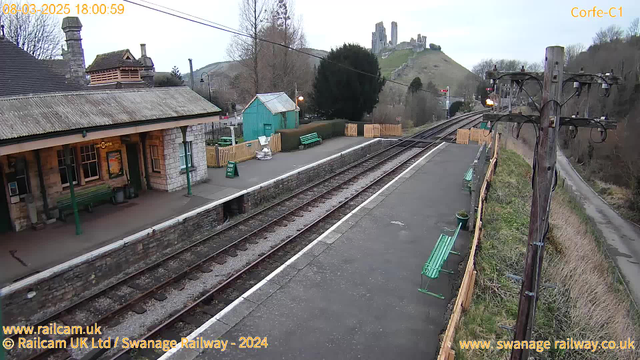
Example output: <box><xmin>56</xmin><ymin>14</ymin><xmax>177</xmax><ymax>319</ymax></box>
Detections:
<box><xmin>0</xmin><ymin>136</ymin><xmax>133</xmax><ymax>231</ymax></box>
<box><xmin>145</xmin><ymin>130</ymin><xmax>168</xmax><ymax>190</ymax></box>
<box><xmin>1</xmin><ymin>203</ymin><xmax>224</xmax><ymax>326</ymax></box>
<box><xmin>244</xmin><ymin>140</ymin><xmax>392</xmax><ymax>211</ymax></box>
<box><xmin>1</xmin><ymin>138</ymin><xmax>391</xmax><ymax>325</ymax></box>
<box><xmin>163</xmin><ymin>125</ymin><xmax>208</xmax><ymax>192</ymax></box>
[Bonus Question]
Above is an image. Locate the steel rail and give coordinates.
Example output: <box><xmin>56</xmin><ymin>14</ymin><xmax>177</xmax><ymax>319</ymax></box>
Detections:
<box><xmin>107</xmin><ymin>113</ymin><xmax>484</xmax><ymax>360</ymax></box>
<box><xmin>10</xmin><ymin>111</ymin><xmax>484</xmax><ymax>360</ymax></box>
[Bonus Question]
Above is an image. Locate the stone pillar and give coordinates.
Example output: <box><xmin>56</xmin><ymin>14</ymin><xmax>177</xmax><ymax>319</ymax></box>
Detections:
<box><xmin>61</xmin><ymin>17</ymin><xmax>87</xmax><ymax>86</ymax></box>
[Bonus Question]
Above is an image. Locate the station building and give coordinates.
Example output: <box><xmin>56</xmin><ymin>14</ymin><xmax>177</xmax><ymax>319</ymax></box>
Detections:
<box><xmin>0</xmin><ymin>18</ymin><xmax>221</xmax><ymax>233</ymax></box>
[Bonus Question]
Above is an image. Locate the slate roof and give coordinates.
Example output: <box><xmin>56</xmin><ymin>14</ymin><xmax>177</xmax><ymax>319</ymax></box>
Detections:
<box><xmin>246</xmin><ymin>92</ymin><xmax>297</xmax><ymax>115</ymax></box>
<box><xmin>0</xmin><ymin>87</ymin><xmax>222</xmax><ymax>142</ymax></box>
<box><xmin>86</xmin><ymin>49</ymin><xmax>144</xmax><ymax>72</ymax></box>
<box><xmin>0</xmin><ymin>38</ymin><xmax>85</xmax><ymax>97</ymax></box>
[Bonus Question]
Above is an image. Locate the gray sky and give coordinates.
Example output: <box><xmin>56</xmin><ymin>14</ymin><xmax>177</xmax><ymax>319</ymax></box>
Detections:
<box><xmin>38</xmin><ymin>0</ymin><xmax>640</xmax><ymax>72</ymax></box>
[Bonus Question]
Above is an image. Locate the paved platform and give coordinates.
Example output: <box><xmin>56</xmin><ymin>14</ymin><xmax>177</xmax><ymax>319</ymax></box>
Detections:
<box><xmin>168</xmin><ymin>143</ymin><xmax>480</xmax><ymax>360</ymax></box>
<box><xmin>0</xmin><ymin>137</ymin><xmax>371</xmax><ymax>287</ymax></box>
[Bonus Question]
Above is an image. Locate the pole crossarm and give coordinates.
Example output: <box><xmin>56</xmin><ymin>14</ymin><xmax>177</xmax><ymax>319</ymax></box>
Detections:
<box><xmin>483</xmin><ymin>113</ymin><xmax>618</xmax><ymax>129</ymax></box>
<box><xmin>486</xmin><ymin>71</ymin><xmax>622</xmax><ymax>86</ymax></box>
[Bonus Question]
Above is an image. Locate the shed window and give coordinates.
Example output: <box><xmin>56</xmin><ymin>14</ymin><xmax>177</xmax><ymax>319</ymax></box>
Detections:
<box><xmin>150</xmin><ymin>145</ymin><xmax>161</xmax><ymax>172</ymax></box>
<box><xmin>57</xmin><ymin>149</ymin><xmax>78</xmax><ymax>187</ymax></box>
<box><xmin>80</xmin><ymin>144</ymin><xmax>100</xmax><ymax>181</ymax></box>
<box><xmin>179</xmin><ymin>142</ymin><xmax>192</xmax><ymax>169</ymax></box>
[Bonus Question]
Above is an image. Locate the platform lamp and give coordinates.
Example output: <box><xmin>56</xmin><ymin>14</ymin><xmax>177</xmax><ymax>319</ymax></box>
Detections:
<box><xmin>200</xmin><ymin>72</ymin><xmax>211</xmax><ymax>103</ymax></box>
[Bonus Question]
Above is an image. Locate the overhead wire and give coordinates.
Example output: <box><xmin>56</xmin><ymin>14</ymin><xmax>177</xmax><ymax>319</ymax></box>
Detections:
<box><xmin>123</xmin><ymin>0</ymin><xmax>433</xmax><ymax>94</ymax></box>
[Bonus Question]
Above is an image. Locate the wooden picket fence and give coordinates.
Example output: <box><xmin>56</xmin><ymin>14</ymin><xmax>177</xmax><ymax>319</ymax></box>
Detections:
<box><xmin>456</xmin><ymin>129</ymin><xmax>470</xmax><ymax>144</ymax></box>
<box><xmin>437</xmin><ymin>133</ymin><xmax>500</xmax><ymax>360</ymax></box>
<box><xmin>363</xmin><ymin>124</ymin><xmax>401</xmax><ymax>138</ymax></box>
<box><xmin>345</xmin><ymin>123</ymin><xmax>358</xmax><ymax>137</ymax></box>
<box><xmin>379</xmin><ymin>124</ymin><xmax>402</xmax><ymax>136</ymax></box>
<box><xmin>470</xmin><ymin>128</ymin><xmax>491</xmax><ymax>144</ymax></box>
<box><xmin>206</xmin><ymin>133</ymin><xmax>282</xmax><ymax>167</ymax></box>
<box><xmin>364</xmin><ymin>124</ymin><xmax>381</xmax><ymax>138</ymax></box>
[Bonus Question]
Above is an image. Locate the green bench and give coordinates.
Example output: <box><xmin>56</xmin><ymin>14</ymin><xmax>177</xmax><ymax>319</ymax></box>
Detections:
<box><xmin>299</xmin><ymin>132</ymin><xmax>322</xmax><ymax>149</ymax></box>
<box><xmin>218</xmin><ymin>137</ymin><xmax>233</xmax><ymax>147</ymax></box>
<box><xmin>463</xmin><ymin>167</ymin><xmax>473</xmax><ymax>193</ymax></box>
<box><xmin>418</xmin><ymin>223</ymin><xmax>462</xmax><ymax>299</ymax></box>
<box><xmin>56</xmin><ymin>183</ymin><xmax>114</xmax><ymax>221</ymax></box>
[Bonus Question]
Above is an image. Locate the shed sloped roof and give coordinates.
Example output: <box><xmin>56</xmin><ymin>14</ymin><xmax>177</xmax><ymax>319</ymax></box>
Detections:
<box><xmin>253</xmin><ymin>92</ymin><xmax>297</xmax><ymax>114</ymax></box>
<box><xmin>86</xmin><ymin>49</ymin><xmax>144</xmax><ymax>72</ymax></box>
<box><xmin>0</xmin><ymin>87</ymin><xmax>221</xmax><ymax>141</ymax></box>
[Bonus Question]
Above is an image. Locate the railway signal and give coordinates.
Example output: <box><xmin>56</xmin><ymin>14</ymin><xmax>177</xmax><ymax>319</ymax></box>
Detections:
<box><xmin>440</xmin><ymin>89</ymin><xmax>448</xmax><ymax>93</ymax></box>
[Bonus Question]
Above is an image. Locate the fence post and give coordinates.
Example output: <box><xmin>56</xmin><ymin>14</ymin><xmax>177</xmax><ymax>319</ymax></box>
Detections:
<box><xmin>214</xmin><ymin>144</ymin><xmax>220</xmax><ymax>168</ymax></box>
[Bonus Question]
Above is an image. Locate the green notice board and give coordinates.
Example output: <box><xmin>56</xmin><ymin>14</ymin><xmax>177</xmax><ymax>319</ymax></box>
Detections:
<box><xmin>226</xmin><ymin>161</ymin><xmax>239</xmax><ymax>178</ymax></box>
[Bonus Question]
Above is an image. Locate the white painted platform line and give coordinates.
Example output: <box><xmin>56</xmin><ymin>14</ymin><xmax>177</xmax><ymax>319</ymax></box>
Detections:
<box><xmin>0</xmin><ymin>139</ymin><xmax>383</xmax><ymax>296</ymax></box>
<box><xmin>157</xmin><ymin>142</ymin><xmax>447</xmax><ymax>360</ymax></box>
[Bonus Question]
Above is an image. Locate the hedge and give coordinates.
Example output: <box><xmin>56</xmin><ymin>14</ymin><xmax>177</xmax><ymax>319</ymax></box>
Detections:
<box><xmin>277</xmin><ymin>119</ymin><xmax>346</xmax><ymax>151</ymax></box>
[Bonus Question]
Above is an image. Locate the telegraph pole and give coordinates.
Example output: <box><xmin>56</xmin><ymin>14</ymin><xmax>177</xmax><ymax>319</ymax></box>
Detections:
<box><xmin>484</xmin><ymin>54</ymin><xmax>620</xmax><ymax>360</ymax></box>
<box><xmin>509</xmin><ymin>46</ymin><xmax>563</xmax><ymax>360</ymax></box>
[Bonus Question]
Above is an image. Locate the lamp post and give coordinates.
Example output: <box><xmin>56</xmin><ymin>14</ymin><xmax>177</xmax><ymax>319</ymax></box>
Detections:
<box><xmin>200</xmin><ymin>72</ymin><xmax>211</xmax><ymax>103</ymax></box>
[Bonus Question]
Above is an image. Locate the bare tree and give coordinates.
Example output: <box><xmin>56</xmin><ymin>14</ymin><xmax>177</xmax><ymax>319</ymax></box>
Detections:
<box><xmin>627</xmin><ymin>18</ymin><xmax>639</xmax><ymax>39</ymax></box>
<box><xmin>525</xmin><ymin>60</ymin><xmax>544</xmax><ymax>72</ymax></box>
<box><xmin>593</xmin><ymin>25</ymin><xmax>624</xmax><ymax>44</ymax></box>
<box><xmin>227</xmin><ymin>0</ymin><xmax>269</xmax><ymax>96</ymax></box>
<box><xmin>0</xmin><ymin>0</ymin><xmax>63</xmax><ymax>59</ymax></box>
<box><xmin>472</xmin><ymin>59</ymin><xmax>494</xmax><ymax>79</ymax></box>
<box><xmin>564</xmin><ymin>43</ymin><xmax>585</xmax><ymax>66</ymax></box>
<box><xmin>259</xmin><ymin>0</ymin><xmax>310</xmax><ymax>97</ymax></box>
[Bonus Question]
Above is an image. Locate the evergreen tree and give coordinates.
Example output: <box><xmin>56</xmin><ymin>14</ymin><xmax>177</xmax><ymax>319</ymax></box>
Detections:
<box><xmin>312</xmin><ymin>44</ymin><xmax>385</xmax><ymax>121</ymax></box>
<box><xmin>170</xmin><ymin>66</ymin><xmax>183</xmax><ymax>82</ymax></box>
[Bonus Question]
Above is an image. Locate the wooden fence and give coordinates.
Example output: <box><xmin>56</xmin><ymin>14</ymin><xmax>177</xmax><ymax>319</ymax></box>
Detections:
<box><xmin>470</xmin><ymin>128</ymin><xmax>491</xmax><ymax>144</ymax></box>
<box><xmin>206</xmin><ymin>133</ymin><xmax>282</xmax><ymax>167</ymax></box>
<box><xmin>379</xmin><ymin>124</ymin><xmax>402</xmax><ymax>136</ymax></box>
<box><xmin>364</xmin><ymin>124</ymin><xmax>381</xmax><ymax>138</ymax></box>
<box><xmin>456</xmin><ymin>129</ymin><xmax>470</xmax><ymax>144</ymax></box>
<box><xmin>437</xmin><ymin>133</ymin><xmax>500</xmax><ymax>360</ymax></box>
<box><xmin>345</xmin><ymin>123</ymin><xmax>358</xmax><ymax>137</ymax></box>
<box><xmin>364</xmin><ymin>124</ymin><xmax>402</xmax><ymax>138</ymax></box>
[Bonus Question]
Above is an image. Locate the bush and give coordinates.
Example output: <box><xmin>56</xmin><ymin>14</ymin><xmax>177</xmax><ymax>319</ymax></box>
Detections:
<box><xmin>277</xmin><ymin>120</ymin><xmax>347</xmax><ymax>151</ymax></box>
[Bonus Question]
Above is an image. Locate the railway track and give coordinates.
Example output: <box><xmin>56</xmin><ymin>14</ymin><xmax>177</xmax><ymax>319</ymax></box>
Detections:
<box><xmin>6</xmin><ymin>111</ymin><xmax>484</xmax><ymax>360</ymax></box>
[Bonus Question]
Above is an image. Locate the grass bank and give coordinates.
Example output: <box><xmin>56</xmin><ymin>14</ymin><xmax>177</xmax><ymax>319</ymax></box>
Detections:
<box><xmin>454</xmin><ymin>149</ymin><xmax>639</xmax><ymax>360</ymax></box>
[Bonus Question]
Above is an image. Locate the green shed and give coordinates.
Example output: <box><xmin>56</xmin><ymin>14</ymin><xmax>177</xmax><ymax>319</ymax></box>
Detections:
<box><xmin>242</xmin><ymin>92</ymin><xmax>299</xmax><ymax>141</ymax></box>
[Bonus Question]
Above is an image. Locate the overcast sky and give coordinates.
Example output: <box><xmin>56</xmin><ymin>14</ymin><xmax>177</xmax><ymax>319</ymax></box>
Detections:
<box><xmin>35</xmin><ymin>0</ymin><xmax>639</xmax><ymax>72</ymax></box>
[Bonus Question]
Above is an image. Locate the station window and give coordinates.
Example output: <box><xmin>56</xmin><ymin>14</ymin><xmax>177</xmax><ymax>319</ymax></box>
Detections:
<box><xmin>179</xmin><ymin>142</ymin><xmax>192</xmax><ymax>169</ymax></box>
<box><xmin>150</xmin><ymin>145</ymin><xmax>161</xmax><ymax>172</ymax></box>
<box><xmin>80</xmin><ymin>144</ymin><xmax>100</xmax><ymax>181</ymax></box>
<box><xmin>57</xmin><ymin>149</ymin><xmax>78</xmax><ymax>187</ymax></box>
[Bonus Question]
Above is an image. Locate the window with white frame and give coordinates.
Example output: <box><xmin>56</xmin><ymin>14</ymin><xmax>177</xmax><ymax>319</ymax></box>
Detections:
<box><xmin>150</xmin><ymin>145</ymin><xmax>161</xmax><ymax>172</ymax></box>
<box><xmin>57</xmin><ymin>149</ymin><xmax>78</xmax><ymax>186</ymax></box>
<box><xmin>80</xmin><ymin>144</ymin><xmax>100</xmax><ymax>181</ymax></box>
<box><xmin>179</xmin><ymin>142</ymin><xmax>192</xmax><ymax>169</ymax></box>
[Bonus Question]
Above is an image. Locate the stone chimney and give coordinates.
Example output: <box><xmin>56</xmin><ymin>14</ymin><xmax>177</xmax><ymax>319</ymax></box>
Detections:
<box><xmin>138</xmin><ymin>43</ymin><xmax>155</xmax><ymax>87</ymax></box>
<box><xmin>61</xmin><ymin>17</ymin><xmax>88</xmax><ymax>86</ymax></box>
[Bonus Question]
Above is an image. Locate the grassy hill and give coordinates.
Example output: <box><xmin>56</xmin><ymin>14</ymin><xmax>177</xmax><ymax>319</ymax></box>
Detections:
<box><xmin>378</xmin><ymin>49</ymin><xmax>474</xmax><ymax>94</ymax></box>
<box><xmin>184</xmin><ymin>48</ymin><xmax>328</xmax><ymax>88</ymax></box>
